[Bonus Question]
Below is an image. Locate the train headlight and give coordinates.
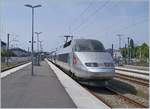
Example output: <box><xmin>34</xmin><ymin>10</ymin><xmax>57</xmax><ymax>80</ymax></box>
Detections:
<box><xmin>85</xmin><ymin>63</ymin><xmax>114</xmax><ymax>67</ymax></box>
<box><xmin>85</xmin><ymin>63</ymin><xmax>98</xmax><ymax>67</ymax></box>
<box><xmin>104</xmin><ymin>63</ymin><xmax>114</xmax><ymax>67</ymax></box>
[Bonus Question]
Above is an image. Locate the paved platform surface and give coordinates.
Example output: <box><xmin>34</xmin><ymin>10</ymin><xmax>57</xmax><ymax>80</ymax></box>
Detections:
<box><xmin>1</xmin><ymin>61</ymin><xmax>76</xmax><ymax>108</ymax></box>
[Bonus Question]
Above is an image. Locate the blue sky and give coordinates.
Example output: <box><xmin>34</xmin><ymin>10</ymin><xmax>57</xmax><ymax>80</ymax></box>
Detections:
<box><xmin>0</xmin><ymin>0</ymin><xmax>149</xmax><ymax>52</ymax></box>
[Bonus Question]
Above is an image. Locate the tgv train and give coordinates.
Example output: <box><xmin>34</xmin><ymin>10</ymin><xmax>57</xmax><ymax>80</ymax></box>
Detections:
<box><xmin>49</xmin><ymin>39</ymin><xmax>115</xmax><ymax>84</ymax></box>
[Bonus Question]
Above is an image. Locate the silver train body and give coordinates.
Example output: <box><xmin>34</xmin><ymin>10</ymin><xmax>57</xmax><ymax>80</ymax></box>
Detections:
<box><xmin>49</xmin><ymin>39</ymin><xmax>115</xmax><ymax>82</ymax></box>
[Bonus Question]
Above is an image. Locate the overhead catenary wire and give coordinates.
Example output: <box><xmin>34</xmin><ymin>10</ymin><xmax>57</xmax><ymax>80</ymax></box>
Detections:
<box><xmin>75</xmin><ymin>1</ymin><xmax>120</xmax><ymax>33</ymax></box>
<box><xmin>72</xmin><ymin>0</ymin><xmax>109</xmax><ymax>33</ymax></box>
<box><xmin>70</xmin><ymin>0</ymin><xmax>147</xmax><ymax>40</ymax></box>
<box><xmin>107</xmin><ymin>18</ymin><xmax>148</xmax><ymax>36</ymax></box>
<box><xmin>103</xmin><ymin>18</ymin><xmax>148</xmax><ymax>48</ymax></box>
<box><xmin>68</xmin><ymin>0</ymin><xmax>94</xmax><ymax>35</ymax></box>
<box><xmin>63</xmin><ymin>0</ymin><xmax>147</xmax><ymax>50</ymax></box>
<box><xmin>79</xmin><ymin>16</ymin><xmax>148</xmax><ymax>38</ymax></box>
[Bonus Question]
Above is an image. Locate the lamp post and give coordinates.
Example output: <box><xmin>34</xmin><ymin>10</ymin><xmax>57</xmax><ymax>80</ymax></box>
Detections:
<box><xmin>25</xmin><ymin>4</ymin><xmax>42</xmax><ymax>76</ymax></box>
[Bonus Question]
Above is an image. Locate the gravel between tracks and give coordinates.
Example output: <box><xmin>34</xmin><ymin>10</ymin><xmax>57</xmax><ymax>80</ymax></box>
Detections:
<box><xmin>108</xmin><ymin>78</ymin><xmax>149</xmax><ymax>107</ymax></box>
<box><xmin>88</xmin><ymin>87</ymin><xmax>144</xmax><ymax>108</ymax></box>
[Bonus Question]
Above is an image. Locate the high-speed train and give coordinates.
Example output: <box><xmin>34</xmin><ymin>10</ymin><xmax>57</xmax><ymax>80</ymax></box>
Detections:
<box><xmin>49</xmin><ymin>39</ymin><xmax>115</xmax><ymax>84</ymax></box>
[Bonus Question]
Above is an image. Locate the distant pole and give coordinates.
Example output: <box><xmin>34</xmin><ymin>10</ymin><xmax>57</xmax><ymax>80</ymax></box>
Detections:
<box><xmin>37</xmin><ymin>34</ymin><xmax>39</xmax><ymax>52</ymax></box>
<box><xmin>111</xmin><ymin>44</ymin><xmax>114</xmax><ymax>58</ymax></box>
<box><xmin>116</xmin><ymin>34</ymin><xmax>123</xmax><ymax>50</ymax></box>
<box><xmin>127</xmin><ymin>37</ymin><xmax>130</xmax><ymax>64</ymax></box>
<box><xmin>7</xmin><ymin>33</ymin><xmax>10</xmax><ymax>65</ymax></box>
<box><xmin>39</xmin><ymin>41</ymin><xmax>43</xmax><ymax>52</ymax></box>
<box><xmin>68</xmin><ymin>26</ymin><xmax>71</xmax><ymax>35</ymax></box>
<box><xmin>28</xmin><ymin>47</ymin><xmax>30</xmax><ymax>56</ymax></box>
<box><xmin>35</xmin><ymin>32</ymin><xmax>42</xmax><ymax>53</ymax></box>
<box><xmin>35</xmin><ymin>32</ymin><xmax>42</xmax><ymax>66</ymax></box>
<box><xmin>25</xmin><ymin>4</ymin><xmax>42</xmax><ymax>76</ymax></box>
<box><xmin>125</xmin><ymin>43</ymin><xmax>127</xmax><ymax>64</ymax></box>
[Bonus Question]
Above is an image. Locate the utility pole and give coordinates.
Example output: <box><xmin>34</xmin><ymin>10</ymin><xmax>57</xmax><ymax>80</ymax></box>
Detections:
<box><xmin>127</xmin><ymin>37</ymin><xmax>130</xmax><ymax>64</ymax></box>
<box><xmin>35</xmin><ymin>32</ymin><xmax>42</xmax><ymax>52</ymax></box>
<box><xmin>7</xmin><ymin>33</ymin><xmax>10</xmax><ymax>65</ymax></box>
<box><xmin>116</xmin><ymin>34</ymin><xmax>123</xmax><ymax>65</ymax></box>
<box><xmin>111</xmin><ymin>44</ymin><xmax>114</xmax><ymax>58</ymax></box>
<box><xmin>35</xmin><ymin>32</ymin><xmax>42</xmax><ymax>66</ymax></box>
<box><xmin>125</xmin><ymin>43</ymin><xmax>127</xmax><ymax>64</ymax></box>
<box><xmin>116</xmin><ymin>34</ymin><xmax>123</xmax><ymax>50</ymax></box>
<box><xmin>39</xmin><ymin>41</ymin><xmax>43</xmax><ymax>52</ymax></box>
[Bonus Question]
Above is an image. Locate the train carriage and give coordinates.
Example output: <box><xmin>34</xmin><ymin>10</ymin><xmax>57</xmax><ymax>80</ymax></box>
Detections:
<box><xmin>50</xmin><ymin>39</ymin><xmax>115</xmax><ymax>85</ymax></box>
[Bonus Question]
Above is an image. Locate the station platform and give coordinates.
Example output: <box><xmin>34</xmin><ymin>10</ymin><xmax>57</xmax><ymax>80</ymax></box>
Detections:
<box><xmin>1</xmin><ymin>61</ymin><xmax>76</xmax><ymax>108</ymax></box>
<box><xmin>1</xmin><ymin>59</ymin><xmax>110</xmax><ymax>108</ymax></box>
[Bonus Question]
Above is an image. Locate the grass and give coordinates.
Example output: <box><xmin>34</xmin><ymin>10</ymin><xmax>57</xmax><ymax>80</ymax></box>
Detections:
<box><xmin>136</xmin><ymin>90</ymin><xmax>149</xmax><ymax>100</ymax></box>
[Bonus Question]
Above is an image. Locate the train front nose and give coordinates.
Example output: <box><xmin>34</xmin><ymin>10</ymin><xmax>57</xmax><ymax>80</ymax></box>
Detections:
<box><xmin>86</xmin><ymin>67</ymin><xmax>115</xmax><ymax>79</ymax></box>
<box><xmin>75</xmin><ymin>52</ymin><xmax>115</xmax><ymax>80</ymax></box>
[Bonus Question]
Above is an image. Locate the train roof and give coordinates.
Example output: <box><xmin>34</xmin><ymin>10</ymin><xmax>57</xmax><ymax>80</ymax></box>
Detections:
<box><xmin>55</xmin><ymin>38</ymin><xmax>104</xmax><ymax>55</ymax></box>
<box><xmin>72</xmin><ymin>38</ymin><xmax>101</xmax><ymax>43</ymax></box>
<box><xmin>63</xmin><ymin>38</ymin><xmax>101</xmax><ymax>48</ymax></box>
<box><xmin>73</xmin><ymin>38</ymin><xmax>98</xmax><ymax>41</ymax></box>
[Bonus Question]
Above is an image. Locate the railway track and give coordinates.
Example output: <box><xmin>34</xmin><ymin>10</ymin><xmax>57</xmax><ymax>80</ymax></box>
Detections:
<box><xmin>1</xmin><ymin>61</ymin><xmax>30</xmax><ymax>72</ymax></box>
<box><xmin>115</xmin><ymin>73</ymin><xmax>149</xmax><ymax>87</ymax></box>
<box><xmin>49</xmin><ymin>59</ymin><xmax>148</xmax><ymax>108</ymax></box>
<box><xmin>86</xmin><ymin>86</ymin><xmax>148</xmax><ymax>108</ymax></box>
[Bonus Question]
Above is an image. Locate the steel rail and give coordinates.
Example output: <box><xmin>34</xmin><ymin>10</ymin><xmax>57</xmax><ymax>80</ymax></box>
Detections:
<box><xmin>1</xmin><ymin>61</ymin><xmax>30</xmax><ymax>72</ymax></box>
<box><xmin>115</xmin><ymin>67</ymin><xmax>149</xmax><ymax>75</ymax></box>
<box><xmin>115</xmin><ymin>73</ymin><xmax>149</xmax><ymax>87</ymax></box>
<box><xmin>85</xmin><ymin>86</ymin><xmax>147</xmax><ymax>108</ymax></box>
<box><xmin>105</xmin><ymin>86</ymin><xmax>148</xmax><ymax>108</ymax></box>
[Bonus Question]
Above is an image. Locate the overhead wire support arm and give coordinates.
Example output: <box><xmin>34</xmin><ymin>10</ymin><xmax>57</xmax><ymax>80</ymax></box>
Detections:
<box><xmin>64</xmin><ymin>35</ymin><xmax>73</xmax><ymax>43</ymax></box>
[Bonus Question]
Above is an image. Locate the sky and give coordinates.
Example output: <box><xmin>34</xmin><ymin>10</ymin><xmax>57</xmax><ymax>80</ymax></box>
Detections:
<box><xmin>0</xmin><ymin>0</ymin><xmax>149</xmax><ymax>52</ymax></box>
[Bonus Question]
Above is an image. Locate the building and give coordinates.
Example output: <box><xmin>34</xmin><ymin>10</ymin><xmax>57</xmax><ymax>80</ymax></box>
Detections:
<box><xmin>106</xmin><ymin>48</ymin><xmax>122</xmax><ymax>59</ymax></box>
<box><xmin>10</xmin><ymin>48</ymin><xmax>28</xmax><ymax>57</ymax></box>
<box><xmin>1</xmin><ymin>41</ymin><xmax>7</xmax><ymax>50</ymax></box>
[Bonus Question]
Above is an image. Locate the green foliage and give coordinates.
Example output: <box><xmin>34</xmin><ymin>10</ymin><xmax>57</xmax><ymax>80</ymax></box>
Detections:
<box><xmin>129</xmin><ymin>39</ymin><xmax>134</xmax><ymax>58</ymax></box>
<box><xmin>1</xmin><ymin>49</ymin><xmax>16</xmax><ymax>57</ymax></box>
<box><xmin>121</xmin><ymin>47</ymin><xmax>127</xmax><ymax>58</ymax></box>
<box><xmin>1</xmin><ymin>49</ymin><xmax>7</xmax><ymax>57</ymax></box>
<box><xmin>121</xmin><ymin>42</ymin><xmax>149</xmax><ymax>63</ymax></box>
<box><xmin>139</xmin><ymin>43</ymin><xmax>149</xmax><ymax>61</ymax></box>
<box><xmin>130</xmin><ymin>39</ymin><xmax>134</xmax><ymax>48</ymax></box>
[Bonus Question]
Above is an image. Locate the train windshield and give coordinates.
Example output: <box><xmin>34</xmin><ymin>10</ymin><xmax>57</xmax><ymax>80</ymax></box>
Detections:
<box><xmin>74</xmin><ymin>40</ymin><xmax>105</xmax><ymax>52</ymax></box>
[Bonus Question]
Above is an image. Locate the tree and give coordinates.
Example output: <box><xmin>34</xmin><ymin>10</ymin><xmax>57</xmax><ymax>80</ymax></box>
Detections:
<box><xmin>121</xmin><ymin>47</ymin><xmax>127</xmax><ymax>58</ymax></box>
<box><xmin>1</xmin><ymin>49</ymin><xmax>7</xmax><ymax>57</ymax></box>
<box><xmin>134</xmin><ymin>46</ymin><xmax>139</xmax><ymax>59</ymax></box>
<box><xmin>1</xmin><ymin>49</ymin><xmax>16</xmax><ymax>57</ymax></box>
<box><xmin>120</xmin><ymin>42</ymin><xmax>149</xmax><ymax>64</ymax></box>
<box><xmin>135</xmin><ymin>43</ymin><xmax>149</xmax><ymax>62</ymax></box>
<box><xmin>140</xmin><ymin>43</ymin><xmax>149</xmax><ymax>62</ymax></box>
<box><xmin>129</xmin><ymin>38</ymin><xmax>134</xmax><ymax>58</ymax></box>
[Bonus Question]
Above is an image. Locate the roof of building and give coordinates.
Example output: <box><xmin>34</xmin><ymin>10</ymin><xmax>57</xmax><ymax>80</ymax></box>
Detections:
<box><xmin>10</xmin><ymin>48</ymin><xmax>27</xmax><ymax>53</ymax></box>
<box><xmin>1</xmin><ymin>41</ymin><xmax>6</xmax><ymax>46</ymax></box>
